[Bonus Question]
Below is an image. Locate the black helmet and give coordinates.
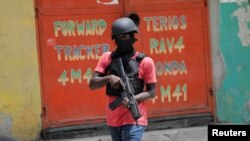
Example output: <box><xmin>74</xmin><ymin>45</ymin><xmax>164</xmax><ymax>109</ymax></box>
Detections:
<box><xmin>111</xmin><ymin>17</ymin><xmax>138</xmax><ymax>39</ymax></box>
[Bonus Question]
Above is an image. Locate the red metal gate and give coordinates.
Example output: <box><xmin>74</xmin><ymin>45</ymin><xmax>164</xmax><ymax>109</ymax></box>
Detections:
<box><xmin>35</xmin><ymin>0</ymin><xmax>213</xmax><ymax>133</ymax></box>
<box><xmin>124</xmin><ymin>0</ymin><xmax>213</xmax><ymax>119</ymax></box>
<box><xmin>35</xmin><ymin>0</ymin><xmax>124</xmax><ymax>130</ymax></box>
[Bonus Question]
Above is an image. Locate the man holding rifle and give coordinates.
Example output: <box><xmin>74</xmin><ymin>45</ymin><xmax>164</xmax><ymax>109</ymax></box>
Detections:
<box><xmin>89</xmin><ymin>17</ymin><xmax>157</xmax><ymax>141</ymax></box>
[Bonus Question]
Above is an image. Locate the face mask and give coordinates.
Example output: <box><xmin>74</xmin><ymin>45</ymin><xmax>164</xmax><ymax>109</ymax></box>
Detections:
<box><xmin>115</xmin><ymin>38</ymin><xmax>133</xmax><ymax>54</ymax></box>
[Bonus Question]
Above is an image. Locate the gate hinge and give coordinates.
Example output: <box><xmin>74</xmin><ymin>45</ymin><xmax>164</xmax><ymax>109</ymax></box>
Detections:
<box><xmin>35</xmin><ymin>8</ymin><xmax>38</xmax><ymax>17</ymax></box>
<box><xmin>42</xmin><ymin>106</ymin><xmax>47</xmax><ymax>117</ymax></box>
<box><xmin>204</xmin><ymin>0</ymin><xmax>208</xmax><ymax>7</ymax></box>
<box><xmin>209</xmin><ymin>87</ymin><xmax>214</xmax><ymax>96</ymax></box>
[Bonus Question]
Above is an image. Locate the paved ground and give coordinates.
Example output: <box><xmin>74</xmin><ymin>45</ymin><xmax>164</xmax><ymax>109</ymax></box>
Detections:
<box><xmin>47</xmin><ymin>126</ymin><xmax>208</xmax><ymax>141</ymax></box>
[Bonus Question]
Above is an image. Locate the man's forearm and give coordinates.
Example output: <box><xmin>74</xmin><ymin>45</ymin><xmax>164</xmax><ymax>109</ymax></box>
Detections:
<box><xmin>89</xmin><ymin>75</ymin><xmax>110</xmax><ymax>90</ymax></box>
<box><xmin>134</xmin><ymin>83</ymin><xmax>156</xmax><ymax>101</ymax></box>
<box><xmin>134</xmin><ymin>91</ymin><xmax>155</xmax><ymax>101</ymax></box>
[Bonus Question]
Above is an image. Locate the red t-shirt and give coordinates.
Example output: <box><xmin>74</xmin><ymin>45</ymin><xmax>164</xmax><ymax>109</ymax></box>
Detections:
<box><xmin>94</xmin><ymin>51</ymin><xmax>157</xmax><ymax>126</ymax></box>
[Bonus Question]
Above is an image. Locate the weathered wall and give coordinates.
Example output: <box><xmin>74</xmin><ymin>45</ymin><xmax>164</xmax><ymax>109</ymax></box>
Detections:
<box><xmin>211</xmin><ymin>0</ymin><xmax>250</xmax><ymax>123</ymax></box>
<box><xmin>0</xmin><ymin>0</ymin><xmax>41</xmax><ymax>140</ymax></box>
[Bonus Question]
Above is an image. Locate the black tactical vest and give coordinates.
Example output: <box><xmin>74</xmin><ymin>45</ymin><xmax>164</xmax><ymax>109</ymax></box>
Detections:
<box><xmin>105</xmin><ymin>52</ymin><xmax>146</xmax><ymax>96</ymax></box>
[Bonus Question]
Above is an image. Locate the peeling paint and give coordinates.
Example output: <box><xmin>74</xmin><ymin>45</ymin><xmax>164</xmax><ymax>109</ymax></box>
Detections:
<box><xmin>232</xmin><ymin>5</ymin><xmax>250</xmax><ymax>47</ymax></box>
<box><xmin>244</xmin><ymin>99</ymin><xmax>250</xmax><ymax>123</ymax></box>
<box><xmin>217</xmin><ymin>1</ymin><xmax>250</xmax><ymax>123</ymax></box>
<box><xmin>0</xmin><ymin>113</ymin><xmax>12</xmax><ymax>136</ymax></box>
<box><xmin>220</xmin><ymin>0</ymin><xmax>238</xmax><ymax>3</ymax></box>
<box><xmin>220</xmin><ymin>0</ymin><xmax>248</xmax><ymax>4</ymax></box>
<box><xmin>12</xmin><ymin>106</ymin><xmax>41</xmax><ymax>141</ymax></box>
<box><xmin>212</xmin><ymin>52</ymin><xmax>226</xmax><ymax>92</ymax></box>
<box><xmin>246</xmin><ymin>100</ymin><xmax>250</xmax><ymax>111</ymax></box>
<box><xmin>97</xmin><ymin>0</ymin><xmax>119</xmax><ymax>5</ymax></box>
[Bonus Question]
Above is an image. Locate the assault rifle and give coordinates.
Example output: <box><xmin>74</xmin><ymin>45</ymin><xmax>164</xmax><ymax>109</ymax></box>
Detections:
<box><xmin>108</xmin><ymin>58</ymin><xmax>142</xmax><ymax>121</ymax></box>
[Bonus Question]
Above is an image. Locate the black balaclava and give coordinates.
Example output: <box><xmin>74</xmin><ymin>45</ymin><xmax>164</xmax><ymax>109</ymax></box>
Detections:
<box><xmin>115</xmin><ymin>33</ymin><xmax>134</xmax><ymax>55</ymax></box>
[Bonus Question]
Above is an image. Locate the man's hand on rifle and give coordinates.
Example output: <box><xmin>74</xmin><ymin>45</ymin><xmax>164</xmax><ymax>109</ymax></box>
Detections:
<box><xmin>122</xmin><ymin>97</ymin><xmax>130</xmax><ymax>108</ymax></box>
<box><xmin>109</xmin><ymin>75</ymin><xmax>125</xmax><ymax>89</ymax></box>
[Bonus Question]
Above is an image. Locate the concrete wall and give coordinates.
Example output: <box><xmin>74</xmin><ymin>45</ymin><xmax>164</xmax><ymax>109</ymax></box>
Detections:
<box><xmin>209</xmin><ymin>0</ymin><xmax>250</xmax><ymax>123</ymax></box>
<box><xmin>0</xmin><ymin>0</ymin><xmax>41</xmax><ymax>140</ymax></box>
